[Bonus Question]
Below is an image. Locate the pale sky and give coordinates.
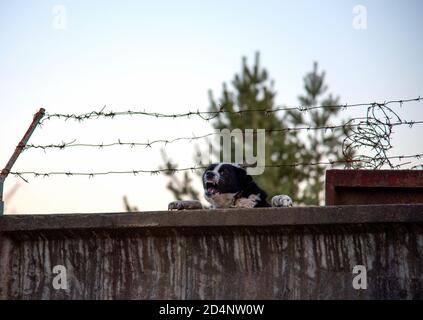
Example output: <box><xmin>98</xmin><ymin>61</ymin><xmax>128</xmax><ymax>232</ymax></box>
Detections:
<box><xmin>1</xmin><ymin>0</ymin><xmax>422</xmax><ymax>214</ymax></box>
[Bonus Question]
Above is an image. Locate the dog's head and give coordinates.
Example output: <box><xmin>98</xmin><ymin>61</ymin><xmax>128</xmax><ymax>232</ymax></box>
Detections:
<box><xmin>202</xmin><ymin>163</ymin><xmax>252</xmax><ymax>207</ymax></box>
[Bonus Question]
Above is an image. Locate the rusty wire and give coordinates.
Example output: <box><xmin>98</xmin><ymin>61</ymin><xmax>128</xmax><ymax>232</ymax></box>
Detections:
<box><xmin>8</xmin><ymin>96</ymin><xmax>423</xmax><ymax>179</ymax></box>
<box><xmin>23</xmin><ymin>118</ymin><xmax>423</xmax><ymax>151</ymax></box>
<box><xmin>38</xmin><ymin>97</ymin><xmax>421</xmax><ymax>124</ymax></box>
<box><xmin>342</xmin><ymin>101</ymin><xmax>422</xmax><ymax>169</ymax></box>
<box><xmin>8</xmin><ymin>153</ymin><xmax>423</xmax><ymax>180</ymax></box>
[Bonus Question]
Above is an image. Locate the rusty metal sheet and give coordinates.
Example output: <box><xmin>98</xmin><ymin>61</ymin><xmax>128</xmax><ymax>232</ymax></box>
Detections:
<box><xmin>325</xmin><ymin>170</ymin><xmax>423</xmax><ymax>205</ymax></box>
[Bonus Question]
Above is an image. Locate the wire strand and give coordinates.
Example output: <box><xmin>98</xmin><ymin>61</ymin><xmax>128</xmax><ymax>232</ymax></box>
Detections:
<box><xmin>38</xmin><ymin>97</ymin><xmax>422</xmax><ymax>124</ymax></box>
<box><xmin>23</xmin><ymin>118</ymin><xmax>423</xmax><ymax>151</ymax></box>
<box><xmin>9</xmin><ymin>153</ymin><xmax>423</xmax><ymax>179</ymax></box>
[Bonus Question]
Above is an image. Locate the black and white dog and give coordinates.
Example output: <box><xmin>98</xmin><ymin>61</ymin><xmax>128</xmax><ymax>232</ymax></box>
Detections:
<box><xmin>168</xmin><ymin>163</ymin><xmax>292</xmax><ymax>210</ymax></box>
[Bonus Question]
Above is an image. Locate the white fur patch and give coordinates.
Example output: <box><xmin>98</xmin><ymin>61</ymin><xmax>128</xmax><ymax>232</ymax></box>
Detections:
<box><xmin>271</xmin><ymin>195</ymin><xmax>293</xmax><ymax>207</ymax></box>
<box><xmin>234</xmin><ymin>194</ymin><xmax>260</xmax><ymax>208</ymax></box>
<box><xmin>205</xmin><ymin>192</ymin><xmax>237</xmax><ymax>208</ymax></box>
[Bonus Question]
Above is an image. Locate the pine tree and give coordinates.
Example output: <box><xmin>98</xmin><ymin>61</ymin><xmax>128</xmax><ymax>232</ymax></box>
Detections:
<box><xmin>287</xmin><ymin>62</ymin><xmax>353</xmax><ymax>204</ymax></box>
<box><xmin>161</xmin><ymin>52</ymin><xmax>306</xmax><ymax>202</ymax></box>
<box><xmin>123</xmin><ymin>196</ymin><xmax>138</xmax><ymax>212</ymax></box>
<box><xmin>160</xmin><ymin>150</ymin><xmax>200</xmax><ymax>201</ymax></box>
<box><xmin>205</xmin><ymin>52</ymin><xmax>307</xmax><ymax>200</ymax></box>
<box><xmin>161</xmin><ymin>54</ymin><xmax>351</xmax><ymax>205</ymax></box>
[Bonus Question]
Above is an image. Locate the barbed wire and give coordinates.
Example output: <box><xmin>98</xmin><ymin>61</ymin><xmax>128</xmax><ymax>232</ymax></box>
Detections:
<box><xmin>6</xmin><ymin>96</ymin><xmax>422</xmax><ymax>181</ymax></box>
<box><xmin>37</xmin><ymin>97</ymin><xmax>421</xmax><ymax>124</ymax></box>
<box><xmin>342</xmin><ymin>100</ymin><xmax>422</xmax><ymax>169</ymax></box>
<box><xmin>8</xmin><ymin>153</ymin><xmax>423</xmax><ymax>182</ymax></box>
<box><xmin>22</xmin><ymin>118</ymin><xmax>423</xmax><ymax>151</ymax></box>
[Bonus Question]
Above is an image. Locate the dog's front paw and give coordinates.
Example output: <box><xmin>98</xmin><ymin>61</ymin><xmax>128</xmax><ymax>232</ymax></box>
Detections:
<box><xmin>168</xmin><ymin>200</ymin><xmax>203</xmax><ymax>211</ymax></box>
<box><xmin>233</xmin><ymin>194</ymin><xmax>260</xmax><ymax>208</ymax></box>
<box><xmin>271</xmin><ymin>195</ymin><xmax>293</xmax><ymax>207</ymax></box>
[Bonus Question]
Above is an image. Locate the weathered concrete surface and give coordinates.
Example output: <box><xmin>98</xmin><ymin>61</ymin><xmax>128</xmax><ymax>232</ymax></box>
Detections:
<box><xmin>1</xmin><ymin>205</ymin><xmax>423</xmax><ymax>299</ymax></box>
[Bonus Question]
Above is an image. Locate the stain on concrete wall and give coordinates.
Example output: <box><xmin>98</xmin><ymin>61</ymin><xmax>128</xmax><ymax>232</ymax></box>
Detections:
<box><xmin>1</xmin><ymin>222</ymin><xmax>422</xmax><ymax>299</ymax></box>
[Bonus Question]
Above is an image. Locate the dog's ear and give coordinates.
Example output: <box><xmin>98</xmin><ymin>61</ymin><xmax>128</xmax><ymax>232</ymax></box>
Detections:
<box><xmin>234</xmin><ymin>166</ymin><xmax>253</xmax><ymax>186</ymax></box>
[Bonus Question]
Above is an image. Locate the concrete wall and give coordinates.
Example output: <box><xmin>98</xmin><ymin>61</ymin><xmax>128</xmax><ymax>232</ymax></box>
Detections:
<box><xmin>1</xmin><ymin>204</ymin><xmax>423</xmax><ymax>299</ymax></box>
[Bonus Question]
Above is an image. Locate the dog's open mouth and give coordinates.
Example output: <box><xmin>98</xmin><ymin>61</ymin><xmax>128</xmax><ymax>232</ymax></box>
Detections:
<box><xmin>205</xmin><ymin>182</ymin><xmax>219</xmax><ymax>195</ymax></box>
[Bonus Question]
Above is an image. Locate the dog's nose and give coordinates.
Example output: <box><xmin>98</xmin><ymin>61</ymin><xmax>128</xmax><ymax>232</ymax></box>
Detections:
<box><xmin>205</xmin><ymin>171</ymin><xmax>215</xmax><ymax>179</ymax></box>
